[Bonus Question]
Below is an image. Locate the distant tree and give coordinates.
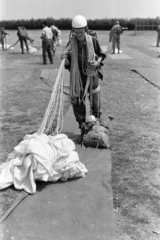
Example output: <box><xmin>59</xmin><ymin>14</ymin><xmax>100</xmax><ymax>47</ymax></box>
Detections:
<box><xmin>0</xmin><ymin>17</ymin><xmax>158</xmax><ymax>31</ymax></box>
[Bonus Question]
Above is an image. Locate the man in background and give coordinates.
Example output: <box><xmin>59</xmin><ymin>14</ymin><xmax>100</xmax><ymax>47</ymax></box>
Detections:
<box><xmin>50</xmin><ymin>22</ymin><xmax>59</xmax><ymax>55</ymax></box>
<box><xmin>109</xmin><ymin>20</ymin><xmax>123</xmax><ymax>54</ymax></box>
<box><xmin>0</xmin><ymin>27</ymin><xmax>9</xmax><ymax>50</ymax></box>
<box><xmin>156</xmin><ymin>25</ymin><xmax>160</xmax><ymax>47</ymax></box>
<box><xmin>17</xmin><ymin>26</ymin><xmax>29</xmax><ymax>54</ymax></box>
<box><xmin>41</xmin><ymin>21</ymin><xmax>53</xmax><ymax>65</ymax></box>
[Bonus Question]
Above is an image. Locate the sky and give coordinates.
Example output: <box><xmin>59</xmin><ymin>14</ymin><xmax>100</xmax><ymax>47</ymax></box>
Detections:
<box><xmin>0</xmin><ymin>0</ymin><xmax>160</xmax><ymax>21</ymax></box>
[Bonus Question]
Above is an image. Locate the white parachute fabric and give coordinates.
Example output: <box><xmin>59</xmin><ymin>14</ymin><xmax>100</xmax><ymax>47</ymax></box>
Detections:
<box><xmin>0</xmin><ymin>53</ymin><xmax>88</xmax><ymax>194</ymax></box>
<box><xmin>0</xmin><ymin>133</ymin><xmax>88</xmax><ymax>194</ymax></box>
<box><xmin>0</xmin><ymin>44</ymin><xmax>14</xmax><ymax>50</ymax></box>
<box><xmin>20</xmin><ymin>45</ymin><xmax>37</xmax><ymax>53</ymax></box>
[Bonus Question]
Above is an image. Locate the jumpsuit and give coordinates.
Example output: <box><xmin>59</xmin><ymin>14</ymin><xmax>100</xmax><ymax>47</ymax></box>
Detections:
<box><xmin>65</xmin><ymin>36</ymin><xmax>106</xmax><ymax>128</ymax></box>
<box><xmin>17</xmin><ymin>32</ymin><xmax>29</xmax><ymax>54</ymax></box>
<box><xmin>0</xmin><ymin>28</ymin><xmax>8</xmax><ymax>50</ymax></box>
<box><xmin>110</xmin><ymin>25</ymin><xmax>123</xmax><ymax>53</ymax></box>
<box><xmin>156</xmin><ymin>27</ymin><xmax>160</xmax><ymax>47</ymax></box>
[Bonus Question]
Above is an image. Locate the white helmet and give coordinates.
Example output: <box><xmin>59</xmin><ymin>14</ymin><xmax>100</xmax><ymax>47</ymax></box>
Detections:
<box><xmin>72</xmin><ymin>15</ymin><xmax>87</xmax><ymax>29</ymax></box>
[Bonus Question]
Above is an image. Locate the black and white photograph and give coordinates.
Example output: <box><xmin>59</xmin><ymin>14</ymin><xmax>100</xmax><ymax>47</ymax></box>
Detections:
<box><xmin>0</xmin><ymin>0</ymin><xmax>160</xmax><ymax>239</ymax></box>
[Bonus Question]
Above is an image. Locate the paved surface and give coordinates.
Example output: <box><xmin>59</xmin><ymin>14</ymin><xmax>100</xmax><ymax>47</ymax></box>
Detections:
<box><xmin>1</xmin><ymin>107</ymin><xmax>115</xmax><ymax>240</ymax></box>
<box><xmin>108</xmin><ymin>53</ymin><xmax>132</xmax><ymax>59</ymax></box>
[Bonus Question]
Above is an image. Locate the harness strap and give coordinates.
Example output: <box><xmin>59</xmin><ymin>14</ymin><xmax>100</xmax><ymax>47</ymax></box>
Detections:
<box><xmin>92</xmin><ymin>84</ymin><xmax>100</xmax><ymax>94</ymax></box>
<box><xmin>5</xmin><ymin>39</ymin><xmax>19</xmax><ymax>50</ymax></box>
<box><xmin>89</xmin><ymin>77</ymin><xmax>93</xmax><ymax>115</ymax></box>
<box><xmin>81</xmin><ymin>76</ymin><xmax>91</xmax><ymax>103</ymax></box>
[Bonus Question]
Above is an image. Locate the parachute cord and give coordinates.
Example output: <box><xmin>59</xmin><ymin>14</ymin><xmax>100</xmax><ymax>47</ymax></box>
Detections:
<box><xmin>37</xmin><ymin>59</ymin><xmax>66</xmax><ymax>136</ymax></box>
<box><xmin>5</xmin><ymin>39</ymin><xmax>19</xmax><ymax>51</ymax></box>
<box><xmin>55</xmin><ymin>66</ymin><xmax>64</xmax><ymax>134</ymax></box>
<box><xmin>37</xmin><ymin>43</ymin><xmax>72</xmax><ymax>136</ymax></box>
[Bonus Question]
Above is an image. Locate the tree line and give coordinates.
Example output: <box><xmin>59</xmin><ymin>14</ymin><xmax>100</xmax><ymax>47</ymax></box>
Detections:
<box><xmin>0</xmin><ymin>17</ymin><xmax>159</xmax><ymax>30</ymax></box>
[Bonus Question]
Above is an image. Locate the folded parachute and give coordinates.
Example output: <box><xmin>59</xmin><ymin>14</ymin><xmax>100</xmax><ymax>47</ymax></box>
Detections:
<box><xmin>0</xmin><ymin>133</ymin><xmax>88</xmax><ymax>194</ymax></box>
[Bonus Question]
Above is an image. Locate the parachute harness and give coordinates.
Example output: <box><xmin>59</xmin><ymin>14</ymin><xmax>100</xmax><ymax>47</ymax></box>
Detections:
<box><xmin>37</xmin><ymin>34</ymin><xmax>100</xmax><ymax>136</ymax></box>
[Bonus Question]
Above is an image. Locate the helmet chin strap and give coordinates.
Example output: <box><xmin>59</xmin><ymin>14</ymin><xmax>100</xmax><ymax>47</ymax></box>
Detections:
<box><xmin>72</xmin><ymin>26</ymin><xmax>88</xmax><ymax>32</ymax></box>
<box><xmin>69</xmin><ymin>26</ymin><xmax>89</xmax><ymax>41</ymax></box>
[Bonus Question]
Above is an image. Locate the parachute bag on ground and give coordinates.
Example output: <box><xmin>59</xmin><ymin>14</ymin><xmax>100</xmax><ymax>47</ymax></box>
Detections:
<box><xmin>81</xmin><ymin>120</ymin><xmax>111</xmax><ymax>149</ymax></box>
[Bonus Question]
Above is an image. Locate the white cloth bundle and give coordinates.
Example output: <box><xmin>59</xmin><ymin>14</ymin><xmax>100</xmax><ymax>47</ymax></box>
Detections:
<box><xmin>20</xmin><ymin>45</ymin><xmax>37</xmax><ymax>53</ymax></box>
<box><xmin>0</xmin><ymin>44</ymin><xmax>14</xmax><ymax>50</ymax></box>
<box><xmin>0</xmin><ymin>133</ymin><xmax>88</xmax><ymax>194</ymax></box>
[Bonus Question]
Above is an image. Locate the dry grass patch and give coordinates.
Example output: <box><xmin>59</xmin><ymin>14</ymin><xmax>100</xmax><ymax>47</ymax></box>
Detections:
<box><xmin>101</xmin><ymin>63</ymin><xmax>160</xmax><ymax>239</ymax></box>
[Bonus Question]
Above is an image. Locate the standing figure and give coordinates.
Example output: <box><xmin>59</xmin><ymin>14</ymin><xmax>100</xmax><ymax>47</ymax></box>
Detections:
<box><xmin>61</xmin><ymin>15</ymin><xmax>106</xmax><ymax>133</ymax></box>
<box><xmin>17</xmin><ymin>26</ymin><xmax>29</xmax><ymax>54</ymax></box>
<box><xmin>57</xmin><ymin>30</ymin><xmax>62</xmax><ymax>46</ymax></box>
<box><xmin>41</xmin><ymin>21</ymin><xmax>53</xmax><ymax>65</ymax></box>
<box><xmin>109</xmin><ymin>21</ymin><xmax>123</xmax><ymax>54</ymax></box>
<box><xmin>50</xmin><ymin>22</ymin><xmax>59</xmax><ymax>55</ymax></box>
<box><xmin>156</xmin><ymin>25</ymin><xmax>160</xmax><ymax>47</ymax></box>
<box><xmin>0</xmin><ymin>27</ymin><xmax>9</xmax><ymax>50</ymax></box>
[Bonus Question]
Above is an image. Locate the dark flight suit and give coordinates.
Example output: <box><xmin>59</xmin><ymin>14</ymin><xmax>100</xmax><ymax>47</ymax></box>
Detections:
<box><xmin>65</xmin><ymin>35</ymin><xmax>106</xmax><ymax>128</ymax></box>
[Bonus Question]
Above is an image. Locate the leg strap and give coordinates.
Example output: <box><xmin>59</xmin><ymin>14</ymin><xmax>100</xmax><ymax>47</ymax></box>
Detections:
<box><xmin>92</xmin><ymin>84</ymin><xmax>100</xmax><ymax>94</ymax></box>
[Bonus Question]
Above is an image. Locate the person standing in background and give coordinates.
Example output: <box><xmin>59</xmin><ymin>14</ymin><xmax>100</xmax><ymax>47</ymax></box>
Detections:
<box><xmin>0</xmin><ymin>27</ymin><xmax>9</xmax><ymax>50</ymax></box>
<box><xmin>109</xmin><ymin>21</ymin><xmax>123</xmax><ymax>54</ymax></box>
<box><xmin>17</xmin><ymin>26</ymin><xmax>29</xmax><ymax>54</ymax></box>
<box><xmin>41</xmin><ymin>21</ymin><xmax>53</xmax><ymax>65</ymax></box>
<box><xmin>50</xmin><ymin>22</ymin><xmax>59</xmax><ymax>55</ymax></box>
<box><xmin>156</xmin><ymin>25</ymin><xmax>160</xmax><ymax>47</ymax></box>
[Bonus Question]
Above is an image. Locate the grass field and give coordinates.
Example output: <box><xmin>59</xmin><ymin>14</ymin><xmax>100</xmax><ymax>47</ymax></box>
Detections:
<box><xmin>0</xmin><ymin>30</ymin><xmax>160</xmax><ymax>240</ymax></box>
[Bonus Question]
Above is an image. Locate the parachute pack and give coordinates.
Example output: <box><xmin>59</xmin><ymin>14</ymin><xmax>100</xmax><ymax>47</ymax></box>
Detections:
<box><xmin>117</xmin><ymin>26</ymin><xmax>123</xmax><ymax>35</ymax></box>
<box><xmin>80</xmin><ymin>116</ymin><xmax>112</xmax><ymax>149</ymax></box>
<box><xmin>88</xmin><ymin>30</ymin><xmax>97</xmax><ymax>38</ymax></box>
<box><xmin>17</xmin><ymin>27</ymin><xmax>29</xmax><ymax>39</ymax></box>
<box><xmin>17</xmin><ymin>27</ymin><xmax>34</xmax><ymax>44</ymax></box>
